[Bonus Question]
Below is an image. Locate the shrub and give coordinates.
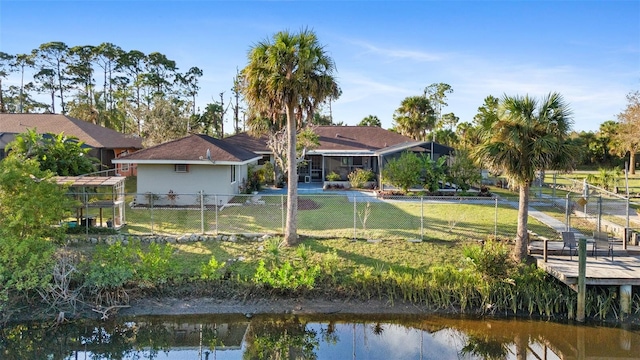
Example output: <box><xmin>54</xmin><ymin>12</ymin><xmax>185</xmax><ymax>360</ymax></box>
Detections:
<box><xmin>381</xmin><ymin>151</ymin><xmax>422</xmax><ymax>193</ymax></box>
<box><xmin>326</xmin><ymin>171</ymin><xmax>341</xmax><ymax>181</ymax></box>
<box><xmin>348</xmin><ymin>168</ymin><xmax>375</xmax><ymax>188</ymax></box>
<box><xmin>200</xmin><ymin>256</ymin><xmax>226</xmax><ymax>281</ymax></box>
<box><xmin>135</xmin><ymin>242</ymin><xmax>175</xmax><ymax>286</ymax></box>
<box><xmin>84</xmin><ymin>241</ymin><xmax>136</xmax><ymax>290</ymax></box>
<box><xmin>262</xmin><ymin>162</ymin><xmax>275</xmax><ymax>185</ymax></box>
<box><xmin>463</xmin><ymin>239</ymin><xmax>513</xmax><ymax>280</ymax></box>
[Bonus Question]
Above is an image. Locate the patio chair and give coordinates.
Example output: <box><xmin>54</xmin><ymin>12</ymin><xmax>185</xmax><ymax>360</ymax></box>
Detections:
<box><xmin>561</xmin><ymin>231</ymin><xmax>577</xmax><ymax>260</ymax></box>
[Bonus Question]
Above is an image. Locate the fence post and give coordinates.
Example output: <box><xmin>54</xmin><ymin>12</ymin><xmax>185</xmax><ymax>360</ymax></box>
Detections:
<box><xmin>281</xmin><ymin>194</ymin><xmax>285</xmax><ymax>236</ymax></box>
<box><xmin>353</xmin><ymin>195</ymin><xmax>357</xmax><ymax>241</ymax></box>
<box><xmin>625</xmin><ymin>196</ymin><xmax>630</xmax><ymax>250</ymax></box>
<box><xmin>597</xmin><ymin>196</ymin><xmax>602</xmax><ymax>232</ymax></box>
<box><xmin>215</xmin><ymin>194</ymin><xmax>218</xmax><ymax>235</ymax></box>
<box><xmin>577</xmin><ymin>237</ymin><xmax>587</xmax><ymax>322</ymax></box>
<box><xmin>420</xmin><ymin>196</ymin><xmax>424</xmax><ymax>241</ymax></box>
<box><xmin>494</xmin><ymin>197</ymin><xmax>498</xmax><ymax>240</ymax></box>
<box><xmin>84</xmin><ymin>189</ymin><xmax>89</xmax><ymax>240</ymax></box>
<box><xmin>150</xmin><ymin>193</ymin><xmax>154</xmax><ymax>235</ymax></box>
<box><xmin>200</xmin><ymin>191</ymin><xmax>205</xmax><ymax>235</ymax></box>
<box><xmin>565</xmin><ymin>193</ymin><xmax>570</xmax><ymax>231</ymax></box>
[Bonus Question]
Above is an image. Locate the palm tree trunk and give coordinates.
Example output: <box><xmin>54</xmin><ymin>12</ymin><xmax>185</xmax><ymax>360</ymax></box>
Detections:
<box><xmin>285</xmin><ymin>103</ymin><xmax>298</xmax><ymax>246</ymax></box>
<box><xmin>514</xmin><ymin>182</ymin><xmax>530</xmax><ymax>261</ymax></box>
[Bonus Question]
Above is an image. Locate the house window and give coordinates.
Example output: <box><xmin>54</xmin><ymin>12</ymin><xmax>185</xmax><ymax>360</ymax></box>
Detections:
<box><xmin>175</xmin><ymin>164</ymin><xmax>188</xmax><ymax>173</ymax></box>
<box><xmin>121</xmin><ymin>163</ymin><xmax>129</xmax><ymax>172</ymax></box>
<box><xmin>231</xmin><ymin>166</ymin><xmax>236</xmax><ymax>183</ymax></box>
<box><xmin>352</xmin><ymin>157</ymin><xmax>363</xmax><ymax>166</ymax></box>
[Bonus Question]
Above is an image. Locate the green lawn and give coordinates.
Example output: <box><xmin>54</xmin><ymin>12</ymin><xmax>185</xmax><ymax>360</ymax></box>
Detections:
<box><xmin>113</xmin><ymin>194</ymin><xmax>558</xmax><ymax>242</ymax></box>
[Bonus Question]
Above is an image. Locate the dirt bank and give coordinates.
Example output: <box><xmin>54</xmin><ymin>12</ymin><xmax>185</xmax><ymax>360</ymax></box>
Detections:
<box><xmin>117</xmin><ymin>297</ymin><xmax>436</xmax><ymax>318</ymax></box>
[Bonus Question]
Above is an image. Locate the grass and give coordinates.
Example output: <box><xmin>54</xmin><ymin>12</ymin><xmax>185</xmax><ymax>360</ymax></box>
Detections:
<box><xmin>96</xmin><ymin>194</ymin><xmax>557</xmax><ymax>242</ymax></box>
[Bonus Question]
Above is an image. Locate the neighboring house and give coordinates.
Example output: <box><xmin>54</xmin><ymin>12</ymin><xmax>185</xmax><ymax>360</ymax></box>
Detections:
<box><xmin>112</xmin><ymin>134</ymin><xmax>262</xmax><ymax>206</ymax></box>
<box><xmin>0</xmin><ymin>114</ymin><xmax>143</xmax><ymax>176</ymax></box>
<box><xmin>223</xmin><ymin>126</ymin><xmax>454</xmax><ymax>187</ymax></box>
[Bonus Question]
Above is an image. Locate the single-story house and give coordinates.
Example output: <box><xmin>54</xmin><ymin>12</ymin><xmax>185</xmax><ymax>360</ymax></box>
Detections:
<box><xmin>112</xmin><ymin>134</ymin><xmax>262</xmax><ymax>206</ymax></box>
<box><xmin>222</xmin><ymin>126</ymin><xmax>454</xmax><ymax>188</ymax></box>
<box><xmin>0</xmin><ymin>113</ymin><xmax>143</xmax><ymax>176</ymax></box>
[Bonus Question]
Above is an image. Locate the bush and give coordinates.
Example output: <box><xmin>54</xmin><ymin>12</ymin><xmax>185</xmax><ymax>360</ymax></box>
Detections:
<box><xmin>135</xmin><ymin>242</ymin><xmax>175</xmax><ymax>286</ymax></box>
<box><xmin>261</xmin><ymin>162</ymin><xmax>275</xmax><ymax>185</ymax></box>
<box><xmin>65</xmin><ymin>226</ymin><xmax>118</xmax><ymax>235</ymax></box>
<box><xmin>326</xmin><ymin>171</ymin><xmax>341</xmax><ymax>181</ymax></box>
<box><xmin>200</xmin><ymin>256</ymin><xmax>226</xmax><ymax>281</ymax></box>
<box><xmin>463</xmin><ymin>239</ymin><xmax>513</xmax><ymax>280</ymax></box>
<box><xmin>84</xmin><ymin>242</ymin><xmax>136</xmax><ymax>290</ymax></box>
<box><xmin>348</xmin><ymin>168</ymin><xmax>375</xmax><ymax>188</ymax></box>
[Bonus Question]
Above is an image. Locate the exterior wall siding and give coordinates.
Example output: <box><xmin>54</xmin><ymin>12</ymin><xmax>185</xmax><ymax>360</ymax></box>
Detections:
<box><xmin>135</xmin><ymin>163</ymin><xmax>249</xmax><ymax>206</ymax></box>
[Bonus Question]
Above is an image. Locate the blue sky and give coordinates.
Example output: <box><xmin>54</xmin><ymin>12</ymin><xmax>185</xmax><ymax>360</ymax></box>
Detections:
<box><xmin>1</xmin><ymin>0</ymin><xmax>638</xmax><ymax>132</ymax></box>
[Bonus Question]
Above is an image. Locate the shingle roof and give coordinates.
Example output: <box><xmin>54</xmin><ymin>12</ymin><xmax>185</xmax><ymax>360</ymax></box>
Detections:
<box><xmin>314</xmin><ymin>126</ymin><xmax>414</xmax><ymax>151</ymax></box>
<box><xmin>0</xmin><ymin>114</ymin><xmax>143</xmax><ymax>149</ymax></box>
<box><xmin>222</xmin><ymin>126</ymin><xmax>415</xmax><ymax>152</ymax></box>
<box><xmin>116</xmin><ymin>134</ymin><xmax>260</xmax><ymax>163</ymax></box>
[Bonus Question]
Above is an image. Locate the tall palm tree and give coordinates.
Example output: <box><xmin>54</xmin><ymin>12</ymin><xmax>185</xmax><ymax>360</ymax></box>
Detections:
<box><xmin>473</xmin><ymin>93</ymin><xmax>575</xmax><ymax>261</ymax></box>
<box><xmin>392</xmin><ymin>96</ymin><xmax>436</xmax><ymax>140</ymax></box>
<box><xmin>241</xmin><ymin>29</ymin><xmax>339</xmax><ymax>246</ymax></box>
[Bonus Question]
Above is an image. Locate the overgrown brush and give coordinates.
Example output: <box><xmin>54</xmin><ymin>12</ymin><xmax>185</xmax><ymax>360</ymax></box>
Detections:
<box><xmin>7</xmin><ymin>236</ymin><xmax>637</xmax><ymax>323</ymax></box>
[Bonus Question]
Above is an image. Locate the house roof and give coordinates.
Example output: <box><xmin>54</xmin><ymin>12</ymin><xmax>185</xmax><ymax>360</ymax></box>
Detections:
<box><xmin>113</xmin><ymin>134</ymin><xmax>262</xmax><ymax>165</ymax></box>
<box><xmin>0</xmin><ymin>114</ymin><xmax>143</xmax><ymax>149</ymax></box>
<box><xmin>222</xmin><ymin>126</ymin><xmax>417</xmax><ymax>153</ymax></box>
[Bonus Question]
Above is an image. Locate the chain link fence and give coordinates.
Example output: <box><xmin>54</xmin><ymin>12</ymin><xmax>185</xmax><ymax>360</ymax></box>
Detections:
<box><xmin>541</xmin><ymin>174</ymin><xmax>640</xmax><ymax>246</ymax></box>
<box><xmin>66</xmin><ymin>191</ymin><xmax>555</xmax><ymax>242</ymax></box>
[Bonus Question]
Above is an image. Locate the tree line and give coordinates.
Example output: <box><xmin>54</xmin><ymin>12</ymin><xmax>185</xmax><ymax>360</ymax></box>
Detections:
<box><xmin>388</xmin><ymin>89</ymin><xmax>640</xmax><ymax>174</ymax></box>
<box><xmin>0</xmin><ymin>42</ymin><xmax>237</xmax><ymax>146</ymax></box>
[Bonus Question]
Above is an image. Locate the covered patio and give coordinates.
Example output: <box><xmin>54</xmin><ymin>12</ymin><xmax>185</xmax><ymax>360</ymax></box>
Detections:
<box><xmin>55</xmin><ymin>176</ymin><xmax>126</xmax><ymax>229</ymax></box>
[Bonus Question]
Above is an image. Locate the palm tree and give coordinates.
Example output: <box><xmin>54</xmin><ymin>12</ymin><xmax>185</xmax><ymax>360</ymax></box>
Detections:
<box><xmin>473</xmin><ymin>93</ymin><xmax>575</xmax><ymax>262</ymax></box>
<box><xmin>241</xmin><ymin>29</ymin><xmax>339</xmax><ymax>246</ymax></box>
<box><xmin>358</xmin><ymin>115</ymin><xmax>382</xmax><ymax>127</ymax></box>
<box><xmin>392</xmin><ymin>96</ymin><xmax>436</xmax><ymax>140</ymax></box>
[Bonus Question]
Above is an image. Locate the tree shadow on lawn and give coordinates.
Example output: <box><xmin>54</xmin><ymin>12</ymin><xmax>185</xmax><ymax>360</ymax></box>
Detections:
<box><xmin>303</xmin><ymin>238</ymin><xmax>462</xmax><ymax>275</ymax></box>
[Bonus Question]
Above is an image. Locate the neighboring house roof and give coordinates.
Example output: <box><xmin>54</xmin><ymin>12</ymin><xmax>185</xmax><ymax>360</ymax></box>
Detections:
<box><xmin>222</xmin><ymin>126</ymin><xmax>419</xmax><ymax>154</ymax></box>
<box><xmin>0</xmin><ymin>114</ymin><xmax>143</xmax><ymax>149</ymax></box>
<box><xmin>113</xmin><ymin>134</ymin><xmax>262</xmax><ymax>165</ymax></box>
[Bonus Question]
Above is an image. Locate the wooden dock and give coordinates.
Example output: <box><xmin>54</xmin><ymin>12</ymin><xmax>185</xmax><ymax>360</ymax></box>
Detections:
<box><xmin>529</xmin><ymin>240</ymin><xmax>640</xmax><ymax>316</ymax></box>
<box><xmin>533</xmin><ymin>254</ymin><xmax>640</xmax><ymax>289</ymax></box>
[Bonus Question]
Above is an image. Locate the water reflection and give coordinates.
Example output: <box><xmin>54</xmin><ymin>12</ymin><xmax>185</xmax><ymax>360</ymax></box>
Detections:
<box><xmin>1</xmin><ymin>314</ymin><xmax>639</xmax><ymax>359</ymax></box>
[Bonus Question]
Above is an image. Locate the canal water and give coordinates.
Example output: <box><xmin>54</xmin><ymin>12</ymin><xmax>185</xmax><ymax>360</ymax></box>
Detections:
<box><xmin>1</xmin><ymin>314</ymin><xmax>639</xmax><ymax>359</ymax></box>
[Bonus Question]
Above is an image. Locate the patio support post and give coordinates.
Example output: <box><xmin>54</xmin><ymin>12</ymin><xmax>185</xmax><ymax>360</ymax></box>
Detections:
<box><xmin>577</xmin><ymin>237</ymin><xmax>587</xmax><ymax>322</ymax></box>
<box><xmin>200</xmin><ymin>191</ymin><xmax>204</xmax><ymax>235</ymax></box>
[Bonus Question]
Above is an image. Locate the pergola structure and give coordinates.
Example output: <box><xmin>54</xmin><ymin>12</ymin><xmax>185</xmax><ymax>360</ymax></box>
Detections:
<box><xmin>54</xmin><ymin>176</ymin><xmax>126</xmax><ymax>229</ymax></box>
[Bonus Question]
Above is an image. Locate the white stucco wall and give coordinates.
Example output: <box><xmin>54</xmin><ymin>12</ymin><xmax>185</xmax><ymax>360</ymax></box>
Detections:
<box><xmin>134</xmin><ymin>163</ymin><xmax>249</xmax><ymax>206</ymax></box>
